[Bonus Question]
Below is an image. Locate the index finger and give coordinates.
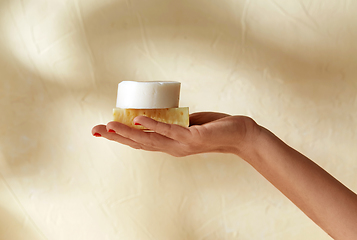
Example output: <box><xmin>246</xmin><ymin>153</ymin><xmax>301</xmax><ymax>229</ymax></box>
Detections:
<box><xmin>133</xmin><ymin>116</ymin><xmax>192</xmax><ymax>141</ymax></box>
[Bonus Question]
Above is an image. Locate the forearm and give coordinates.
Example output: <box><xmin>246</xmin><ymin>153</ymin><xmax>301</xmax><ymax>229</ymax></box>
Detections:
<box><xmin>239</xmin><ymin>126</ymin><xmax>357</xmax><ymax>240</ymax></box>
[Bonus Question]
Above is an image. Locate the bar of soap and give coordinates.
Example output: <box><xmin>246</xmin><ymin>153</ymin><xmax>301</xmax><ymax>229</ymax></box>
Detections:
<box><xmin>113</xmin><ymin>107</ymin><xmax>189</xmax><ymax>130</ymax></box>
<box><xmin>113</xmin><ymin>81</ymin><xmax>189</xmax><ymax>129</ymax></box>
<box><xmin>116</xmin><ymin>81</ymin><xmax>181</xmax><ymax>109</ymax></box>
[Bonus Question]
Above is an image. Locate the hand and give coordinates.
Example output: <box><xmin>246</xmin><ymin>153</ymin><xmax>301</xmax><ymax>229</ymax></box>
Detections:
<box><xmin>91</xmin><ymin>112</ymin><xmax>261</xmax><ymax>157</ymax></box>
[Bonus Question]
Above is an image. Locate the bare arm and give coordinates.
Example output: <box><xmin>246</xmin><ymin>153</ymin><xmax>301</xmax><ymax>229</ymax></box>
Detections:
<box><xmin>92</xmin><ymin>112</ymin><xmax>357</xmax><ymax>239</ymax></box>
<box><xmin>242</xmin><ymin>127</ymin><xmax>357</xmax><ymax>240</ymax></box>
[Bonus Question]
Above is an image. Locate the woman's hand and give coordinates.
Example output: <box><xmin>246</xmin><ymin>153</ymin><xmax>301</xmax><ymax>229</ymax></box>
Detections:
<box><xmin>92</xmin><ymin>112</ymin><xmax>261</xmax><ymax>157</ymax></box>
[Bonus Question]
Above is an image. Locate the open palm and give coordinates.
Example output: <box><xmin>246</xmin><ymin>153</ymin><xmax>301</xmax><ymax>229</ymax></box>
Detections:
<box><xmin>92</xmin><ymin>112</ymin><xmax>259</xmax><ymax>157</ymax></box>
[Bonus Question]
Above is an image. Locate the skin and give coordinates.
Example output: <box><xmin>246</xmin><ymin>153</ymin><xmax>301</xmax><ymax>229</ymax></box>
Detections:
<box><xmin>92</xmin><ymin>112</ymin><xmax>357</xmax><ymax>240</ymax></box>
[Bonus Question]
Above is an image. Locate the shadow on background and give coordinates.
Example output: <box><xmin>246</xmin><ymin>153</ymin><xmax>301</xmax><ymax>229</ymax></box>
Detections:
<box><xmin>0</xmin><ymin>205</ymin><xmax>46</xmax><ymax>240</ymax></box>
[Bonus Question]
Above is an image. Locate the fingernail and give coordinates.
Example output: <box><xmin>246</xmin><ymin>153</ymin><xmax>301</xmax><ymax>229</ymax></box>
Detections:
<box><xmin>93</xmin><ymin>132</ymin><xmax>101</xmax><ymax>137</ymax></box>
<box><xmin>134</xmin><ymin>122</ymin><xmax>141</xmax><ymax>125</ymax></box>
<box><xmin>108</xmin><ymin>129</ymin><xmax>115</xmax><ymax>133</ymax></box>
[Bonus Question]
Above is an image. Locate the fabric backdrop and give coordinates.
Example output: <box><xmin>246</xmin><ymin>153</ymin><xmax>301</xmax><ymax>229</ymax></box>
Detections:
<box><xmin>1</xmin><ymin>0</ymin><xmax>356</xmax><ymax>239</ymax></box>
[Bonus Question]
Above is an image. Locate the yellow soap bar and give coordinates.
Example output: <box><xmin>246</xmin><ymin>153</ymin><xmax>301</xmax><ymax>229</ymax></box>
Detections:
<box><xmin>113</xmin><ymin>107</ymin><xmax>189</xmax><ymax>130</ymax></box>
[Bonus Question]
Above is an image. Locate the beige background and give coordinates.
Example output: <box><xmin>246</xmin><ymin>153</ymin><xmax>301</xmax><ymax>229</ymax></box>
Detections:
<box><xmin>1</xmin><ymin>0</ymin><xmax>356</xmax><ymax>239</ymax></box>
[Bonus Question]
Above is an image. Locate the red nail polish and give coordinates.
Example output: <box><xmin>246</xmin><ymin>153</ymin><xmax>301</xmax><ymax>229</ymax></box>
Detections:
<box><xmin>108</xmin><ymin>129</ymin><xmax>115</xmax><ymax>133</ymax></box>
<box><xmin>93</xmin><ymin>132</ymin><xmax>101</xmax><ymax>137</ymax></box>
<box><xmin>134</xmin><ymin>122</ymin><xmax>141</xmax><ymax>125</ymax></box>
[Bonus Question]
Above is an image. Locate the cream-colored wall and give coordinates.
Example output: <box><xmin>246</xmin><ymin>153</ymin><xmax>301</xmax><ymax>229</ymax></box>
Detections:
<box><xmin>1</xmin><ymin>0</ymin><xmax>356</xmax><ymax>239</ymax></box>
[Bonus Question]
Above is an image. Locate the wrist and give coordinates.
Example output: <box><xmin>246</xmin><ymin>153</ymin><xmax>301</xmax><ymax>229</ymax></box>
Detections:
<box><xmin>231</xmin><ymin>117</ymin><xmax>264</xmax><ymax>160</ymax></box>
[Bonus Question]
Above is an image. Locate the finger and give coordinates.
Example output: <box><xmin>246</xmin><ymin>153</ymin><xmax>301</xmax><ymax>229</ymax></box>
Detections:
<box><xmin>106</xmin><ymin>121</ymin><xmax>180</xmax><ymax>149</ymax></box>
<box><xmin>92</xmin><ymin>124</ymin><xmax>106</xmax><ymax>137</ymax></box>
<box><xmin>133</xmin><ymin>116</ymin><xmax>192</xmax><ymax>142</ymax></box>
<box><xmin>93</xmin><ymin>124</ymin><xmax>156</xmax><ymax>151</ymax></box>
